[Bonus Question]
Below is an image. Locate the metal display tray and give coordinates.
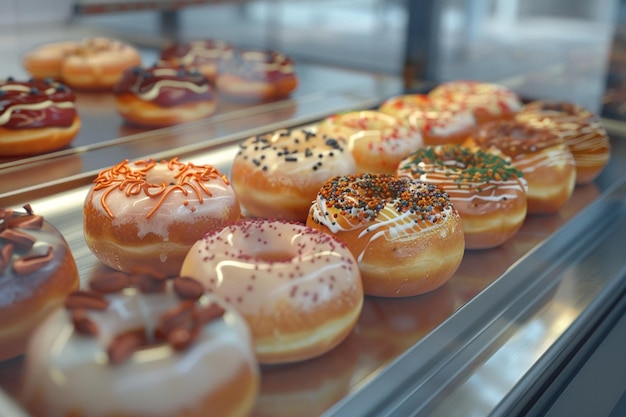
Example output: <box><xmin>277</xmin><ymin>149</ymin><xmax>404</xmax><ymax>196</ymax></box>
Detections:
<box><xmin>2</xmin><ymin>95</ymin><xmax>626</xmax><ymax>417</ymax></box>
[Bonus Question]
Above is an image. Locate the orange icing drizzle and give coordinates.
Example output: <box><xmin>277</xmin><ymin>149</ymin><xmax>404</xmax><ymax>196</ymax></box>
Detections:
<box><xmin>93</xmin><ymin>158</ymin><xmax>229</xmax><ymax>219</ymax></box>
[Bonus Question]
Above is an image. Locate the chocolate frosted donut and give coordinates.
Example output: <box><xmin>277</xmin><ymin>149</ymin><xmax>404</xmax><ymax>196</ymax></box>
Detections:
<box><xmin>0</xmin><ymin>205</ymin><xmax>79</xmax><ymax>360</ymax></box>
<box><xmin>0</xmin><ymin>77</ymin><xmax>81</xmax><ymax>156</ymax></box>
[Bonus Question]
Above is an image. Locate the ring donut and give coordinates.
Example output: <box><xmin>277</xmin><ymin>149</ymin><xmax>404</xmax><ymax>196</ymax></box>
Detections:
<box><xmin>397</xmin><ymin>144</ymin><xmax>527</xmax><ymax>249</ymax></box>
<box><xmin>230</xmin><ymin>128</ymin><xmax>357</xmax><ymax>221</ymax></box>
<box><xmin>306</xmin><ymin>173</ymin><xmax>465</xmax><ymax>297</ymax></box>
<box><xmin>0</xmin><ymin>77</ymin><xmax>81</xmax><ymax>156</ymax></box>
<box><xmin>20</xmin><ymin>273</ymin><xmax>260</xmax><ymax>417</ymax></box>
<box><xmin>465</xmin><ymin>120</ymin><xmax>576</xmax><ymax>214</ymax></box>
<box><xmin>180</xmin><ymin>218</ymin><xmax>364</xmax><ymax>364</ymax></box>
<box><xmin>160</xmin><ymin>39</ymin><xmax>234</xmax><ymax>82</ymax></box>
<box><xmin>316</xmin><ymin>110</ymin><xmax>423</xmax><ymax>174</ymax></box>
<box><xmin>113</xmin><ymin>63</ymin><xmax>216</xmax><ymax>127</ymax></box>
<box><xmin>429</xmin><ymin>80</ymin><xmax>523</xmax><ymax>124</ymax></box>
<box><xmin>216</xmin><ymin>49</ymin><xmax>298</xmax><ymax>101</ymax></box>
<box><xmin>379</xmin><ymin>93</ymin><xmax>476</xmax><ymax>145</ymax></box>
<box><xmin>83</xmin><ymin>158</ymin><xmax>241</xmax><ymax>277</ymax></box>
<box><xmin>0</xmin><ymin>205</ymin><xmax>79</xmax><ymax>361</ymax></box>
<box><xmin>516</xmin><ymin>100</ymin><xmax>611</xmax><ymax>184</ymax></box>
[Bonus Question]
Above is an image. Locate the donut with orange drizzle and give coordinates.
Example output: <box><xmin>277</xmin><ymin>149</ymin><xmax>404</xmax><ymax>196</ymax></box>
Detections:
<box><xmin>0</xmin><ymin>77</ymin><xmax>80</xmax><ymax>156</ymax></box>
<box><xmin>306</xmin><ymin>173</ymin><xmax>465</xmax><ymax>297</ymax></box>
<box><xmin>181</xmin><ymin>218</ymin><xmax>363</xmax><ymax>364</ymax></box>
<box><xmin>516</xmin><ymin>100</ymin><xmax>611</xmax><ymax>184</ymax></box>
<box><xmin>83</xmin><ymin>158</ymin><xmax>241</xmax><ymax>277</ymax></box>
<box><xmin>465</xmin><ymin>120</ymin><xmax>576</xmax><ymax>214</ymax></box>
<box><xmin>316</xmin><ymin>110</ymin><xmax>423</xmax><ymax>174</ymax></box>
<box><xmin>397</xmin><ymin>145</ymin><xmax>527</xmax><ymax>249</ymax></box>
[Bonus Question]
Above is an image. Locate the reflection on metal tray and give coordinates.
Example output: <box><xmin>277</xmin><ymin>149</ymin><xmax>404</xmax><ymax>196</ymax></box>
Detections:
<box><xmin>1</xmin><ymin>105</ymin><xmax>626</xmax><ymax>415</ymax></box>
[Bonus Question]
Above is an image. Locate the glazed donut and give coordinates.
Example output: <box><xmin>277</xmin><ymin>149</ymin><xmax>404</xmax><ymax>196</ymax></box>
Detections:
<box><xmin>379</xmin><ymin>93</ymin><xmax>476</xmax><ymax>145</ymax></box>
<box><xmin>397</xmin><ymin>145</ymin><xmax>527</xmax><ymax>249</ymax></box>
<box><xmin>20</xmin><ymin>273</ymin><xmax>259</xmax><ymax>417</ymax></box>
<box><xmin>516</xmin><ymin>101</ymin><xmax>611</xmax><ymax>184</ymax></box>
<box><xmin>0</xmin><ymin>77</ymin><xmax>81</xmax><ymax>156</ymax></box>
<box><xmin>216</xmin><ymin>49</ymin><xmax>298</xmax><ymax>101</ymax></box>
<box><xmin>230</xmin><ymin>128</ymin><xmax>357</xmax><ymax>221</ymax></box>
<box><xmin>316</xmin><ymin>110</ymin><xmax>424</xmax><ymax>174</ymax></box>
<box><xmin>83</xmin><ymin>158</ymin><xmax>241</xmax><ymax>277</ymax></box>
<box><xmin>160</xmin><ymin>39</ymin><xmax>234</xmax><ymax>82</ymax></box>
<box><xmin>0</xmin><ymin>204</ymin><xmax>79</xmax><ymax>361</ymax></box>
<box><xmin>113</xmin><ymin>63</ymin><xmax>216</xmax><ymax>128</ymax></box>
<box><xmin>180</xmin><ymin>218</ymin><xmax>363</xmax><ymax>364</ymax></box>
<box><xmin>306</xmin><ymin>173</ymin><xmax>465</xmax><ymax>297</ymax></box>
<box><xmin>22</xmin><ymin>41</ymin><xmax>80</xmax><ymax>80</ymax></box>
<box><xmin>429</xmin><ymin>80</ymin><xmax>523</xmax><ymax>124</ymax></box>
<box><xmin>465</xmin><ymin>120</ymin><xmax>576</xmax><ymax>214</ymax></box>
<box><xmin>24</xmin><ymin>38</ymin><xmax>142</xmax><ymax>91</ymax></box>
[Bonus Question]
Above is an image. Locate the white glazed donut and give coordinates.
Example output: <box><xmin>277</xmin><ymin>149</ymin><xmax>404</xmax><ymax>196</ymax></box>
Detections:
<box><xmin>316</xmin><ymin>110</ymin><xmax>423</xmax><ymax>174</ymax></box>
<box><xmin>180</xmin><ymin>218</ymin><xmax>364</xmax><ymax>364</ymax></box>
<box><xmin>83</xmin><ymin>158</ymin><xmax>241</xmax><ymax>277</ymax></box>
<box><xmin>230</xmin><ymin>128</ymin><xmax>357</xmax><ymax>221</ymax></box>
<box><xmin>20</xmin><ymin>273</ymin><xmax>260</xmax><ymax>417</ymax></box>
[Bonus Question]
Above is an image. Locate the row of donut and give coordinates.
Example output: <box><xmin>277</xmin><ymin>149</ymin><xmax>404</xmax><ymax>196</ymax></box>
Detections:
<box><xmin>1</xmin><ymin>80</ymin><xmax>612</xmax><ymax>416</ymax></box>
<box><xmin>0</xmin><ymin>37</ymin><xmax>298</xmax><ymax>156</ymax></box>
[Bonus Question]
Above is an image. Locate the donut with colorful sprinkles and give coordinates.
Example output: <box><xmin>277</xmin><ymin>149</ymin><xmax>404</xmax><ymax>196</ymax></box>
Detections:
<box><xmin>231</xmin><ymin>128</ymin><xmax>357</xmax><ymax>221</ymax></box>
<box><xmin>180</xmin><ymin>218</ymin><xmax>364</xmax><ymax>364</ymax></box>
<box><xmin>306</xmin><ymin>173</ymin><xmax>465</xmax><ymax>297</ymax></box>
<box><xmin>397</xmin><ymin>144</ymin><xmax>527</xmax><ymax>249</ymax></box>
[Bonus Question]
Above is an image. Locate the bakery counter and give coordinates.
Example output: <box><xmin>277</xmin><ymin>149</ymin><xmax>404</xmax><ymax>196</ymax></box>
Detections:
<box><xmin>1</xmin><ymin>104</ymin><xmax>626</xmax><ymax>415</ymax></box>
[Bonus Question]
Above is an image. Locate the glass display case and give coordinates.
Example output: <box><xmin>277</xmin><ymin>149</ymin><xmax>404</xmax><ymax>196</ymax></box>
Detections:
<box><xmin>1</xmin><ymin>1</ymin><xmax>626</xmax><ymax>416</ymax></box>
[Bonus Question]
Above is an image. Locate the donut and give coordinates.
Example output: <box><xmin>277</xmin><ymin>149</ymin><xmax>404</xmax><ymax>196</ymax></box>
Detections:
<box><xmin>20</xmin><ymin>273</ymin><xmax>259</xmax><ymax>417</ymax></box>
<box><xmin>24</xmin><ymin>38</ymin><xmax>142</xmax><ymax>91</ymax></box>
<box><xmin>230</xmin><ymin>128</ymin><xmax>357</xmax><ymax>221</ymax></box>
<box><xmin>429</xmin><ymin>80</ymin><xmax>523</xmax><ymax>124</ymax></box>
<box><xmin>113</xmin><ymin>63</ymin><xmax>216</xmax><ymax>128</ymax></box>
<box><xmin>306</xmin><ymin>173</ymin><xmax>465</xmax><ymax>297</ymax></box>
<box><xmin>397</xmin><ymin>144</ymin><xmax>527</xmax><ymax>249</ymax></box>
<box><xmin>180</xmin><ymin>218</ymin><xmax>363</xmax><ymax>364</ymax></box>
<box><xmin>22</xmin><ymin>41</ymin><xmax>79</xmax><ymax>80</ymax></box>
<box><xmin>160</xmin><ymin>39</ymin><xmax>234</xmax><ymax>82</ymax></box>
<box><xmin>316</xmin><ymin>110</ymin><xmax>424</xmax><ymax>174</ymax></box>
<box><xmin>83</xmin><ymin>158</ymin><xmax>241</xmax><ymax>277</ymax></box>
<box><xmin>516</xmin><ymin>101</ymin><xmax>611</xmax><ymax>184</ymax></box>
<box><xmin>0</xmin><ymin>204</ymin><xmax>79</xmax><ymax>361</ymax></box>
<box><xmin>216</xmin><ymin>49</ymin><xmax>298</xmax><ymax>101</ymax></box>
<box><xmin>379</xmin><ymin>93</ymin><xmax>476</xmax><ymax>145</ymax></box>
<box><xmin>465</xmin><ymin>120</ymin><xmax>576</xmax><ymax>214</ymax></box>
<box><xmin>0</xmin><ymin>77</ymin><xmax>81</xmax><ymax>156</ymax></box>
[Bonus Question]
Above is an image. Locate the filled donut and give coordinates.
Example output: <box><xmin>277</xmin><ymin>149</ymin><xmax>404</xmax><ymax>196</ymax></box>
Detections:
<box><xmin>113</xmin><ymin>63</ymin><xmax>216</xmax><ymax>127</ymax></box>
<box><xmin>307</xmin><ymin>173</ymin><xmax>465</xmax><ymax>297</ymax></box>
<box><xmin>465</xmin><ymin>120</ymin><xmax>576</xmax><ymax>214</ymax></box>
<box><xmin>160</xmin><ymin>39</ymin><xmax>234</xmax><ymax>82</ymax></box>
<box><xmin>83</xmin><ymin>158</ymin><xmax>241</xmax><ymax>277</ymax></box>
<box><xmin>429</xmin><ymin>80</ymin><xmax>523</xmax><ymax>124</ymax></box>
<box><xmin>180</xmin><ymin>218</ymin><xmax>364</xmax><ymax>364</ymax></box>
<box><xmin>230</xmin><ymin>128</ymin><xmax>357</xmax><ymax>221</ymax></box>
<box><xmin>216</xmin><ymin>49</ymin><xmax>298</xmax><ymax>101</ymax></box>
<box><xmin>316</xmin><ymin>110</ymin><xmax>424</xmax><ymax>174</ymax></box>
<box><xmin>397</xmin><ymin>144</ymin><xmax>527</xmax><ymax>249</ymax></box>
<box><xmin>0</xmin><ymin>77</ymin><xmax>81</xmax><ymax>156</ymax></box>
<box><xmin>516</xmin><ymin>100</ymin><xmax>611</xmax><ymax>184</ymax></box>
<box><xmin>20</xmin><ymin>273</ymin><xmax>260</xmax><ymax>417</ymax></box>
<box><xmin>0</xmin><ymin>205</ymin><xmax>79</xmax><ymax>361</ymax></box>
